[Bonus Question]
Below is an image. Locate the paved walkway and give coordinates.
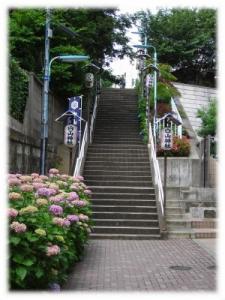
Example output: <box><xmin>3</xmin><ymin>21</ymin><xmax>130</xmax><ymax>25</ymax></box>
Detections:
<box><xmin>63</xmin><ymin>239</ymin><xmax>216</xmax><ymax>291</ymax></box>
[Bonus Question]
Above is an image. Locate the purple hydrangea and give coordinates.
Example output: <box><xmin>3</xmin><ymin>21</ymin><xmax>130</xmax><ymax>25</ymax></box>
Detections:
<box><xmin>37</xmin><ymin>187</ymin><xmax>57</xmax><ymax>197</ymax></box>
<box><xmin>49</xmin><ymin>283</ymin><xmax>61</xmax><ymax>291</ymax></box>
<box><xmin>49</xmin><ymin>205</ymin><xmax>63</xmax><ymax>216</ymax></box>
<box><xmin>67</xmin><ymin>192</ymin><xmax>79</xmax><ymax>201</ymax></box>
<box><xmin>67</xmin><ymin>214</ymin><xmax>79</xmax><ymax>223</ymax></box>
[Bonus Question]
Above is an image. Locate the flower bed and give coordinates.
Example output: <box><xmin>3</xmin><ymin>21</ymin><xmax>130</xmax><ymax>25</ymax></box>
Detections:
<box><xmin>8</xmin><ymin>169</ymin><xmax>92</xmax><ymax>290</ymax></box>
<box><xmin>157</xmin><ymin>136</ymin><xmax>191</xmax><ymax>157</ymax></box>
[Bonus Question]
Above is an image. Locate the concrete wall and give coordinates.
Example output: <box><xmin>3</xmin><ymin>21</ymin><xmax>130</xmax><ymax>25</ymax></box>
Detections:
<box><xmin>158</xmin><ymin>157</ymin><xmax>201</xmax><ymax>188</ymax></box>
<box><xmin>9</xmin><ymin>73</ymin><xmax>71</xmax><ymax>174</ymax></box>
<box><xmin>173</xmin><ymin>82</ymin><xmax>217</xmax><ymax>136</ymax></box>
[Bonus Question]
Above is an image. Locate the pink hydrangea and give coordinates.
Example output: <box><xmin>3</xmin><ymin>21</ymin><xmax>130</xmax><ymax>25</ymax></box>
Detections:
<box><xmin>52</xmin><ymin>217</ymin><xmax>65</xmax><ymax>226</ymax></box>
<box><xmin>63</xmin><ymin>219</ymin><xmax>71</xmax><ymax>227</ymax></box>
<box><xmin>39</xmin><ymin>175</ymin><xmax>49</xmax><ymax>181</ymax></box>
<box><xmin>70</xmin><ymin>184</ymin><xmax>79</xmax><ymax>191</ymax></box>
<box><xmin>9</xmin><ymin>192</ymin><xmax>22</xmax><ymax>201</ymax></box>
<box><xmin>8</xmin><ymin>208</ymin><xmax>18</xmax><ymax>217</ymax></box>
<box><xmin>49</xmin><ymin>195</ymin><xmax>64</xmax><ymax>203</ymax></box>
<box><xmin>31</xmin><ymin>173</ymin><xmax>40</xmax><ymax>178</ymax></box>
<box><xmin>33</xmin><ymin>178</ymin><xmax>43</xmax><ymax>183</ymax></box>
<box><xmin>10</xmin><ymin>221</ymin><xmax>27</xmax><ymax>233</ymax></box>
<box><xmin>49</xmin><ymin>168</ymin><xmax>59</xmax><ymax>175</ymax></box>
<box><xmin>8</xmin><ymin>178</ymin><xmax>21</xmax><ymax>187</ymax></box>
<box><xmin>20</xmin><ymin>184</ymin><xmax>34</xmax><ymax>192</ymax></box>
<box><xmin>49</xmin><ymin>205</ymin><xmax>63</xmax><ymax>216</ymax></box>
<box><xmin>33</xmin><ymin>182</ymin><xmax>47</xmax><ymax>190</ymax></box>
<box><xmin>46</xmin><ymin>245</ymin><xmax>60</xmax><ymax>256</ymax></box>
<box><xmin>60</xmin><ymin>174</ymin><xmax>70</xmax><ymax>181</ymax></box>
<box><xmin>67</xmin><ymin>192</ymin><xmax>79</xmax><ymax>201</ymax></box>
<box><xmin>20</xmin><ymin>175</ymin><xmax>32</xmax><ymax>182</ymax></box>
<box><xmin>79</xmin><ymin>214</ymin><xmax>89</xmax><ymax>221</ymax></box>
<box><xmin>84</xmin><ymin>189</ymin><xmax>92</xmax><ymax>195</ymax></box>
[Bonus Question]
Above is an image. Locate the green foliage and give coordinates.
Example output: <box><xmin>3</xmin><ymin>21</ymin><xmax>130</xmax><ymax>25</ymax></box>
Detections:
<box><xmin>134</xmin><ymin>8</ymin><xmax>216</xmax><ymax>87</ymax></box>
<box><xmin>197</xmin><ymin>100</ymin><xmax>217</xmax><ymax>137</ymax></box>
<box><xmin>157</xmin><ymin>136</ymin><xmax>191</xmax><ymax>157</ymax></box>
<box><xmin>137</xmin><ymin>96</ymin><xmax>148</xmax><ymax>143</ymax></box>
<box><xmin>9</xmin><ymin>58</ymin><xmax>29</xmax><ymax>122</ymax></box>
<box><xmin>9</xmin><ymin>8</ymin><xmax>132</xmax><ymax>99</ymax></box>
<box><xmin>9</xmin><ymin>171</ymin><xmax>92</xmax><ymax>290</ymax></box>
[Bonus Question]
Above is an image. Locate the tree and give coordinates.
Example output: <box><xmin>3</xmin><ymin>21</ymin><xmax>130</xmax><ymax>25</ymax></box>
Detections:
<box><xmin>197</xmin><ymin>100</ymin><xmax>217</xmax><ymax>137</ymax></box>
<box><xmin>9</xmin><ymin>8</ymin><xmax>132</xmax><ymax>98</ymax></box>
<box><xmin>133</xmin><ymin>8</ymin><xmax>216</xmax><ymax>87</ymax></box>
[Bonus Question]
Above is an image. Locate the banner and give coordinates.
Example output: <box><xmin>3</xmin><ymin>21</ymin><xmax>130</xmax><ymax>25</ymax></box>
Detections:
<box><xmin>67</xmin><ymin>96</ymin><xmax>82</xmax><ymax>142</ymax></box>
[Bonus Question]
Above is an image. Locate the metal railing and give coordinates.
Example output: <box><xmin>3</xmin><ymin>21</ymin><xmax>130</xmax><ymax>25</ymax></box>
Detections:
<box><xmin>74</xmin><ymin>122</ymin><xmax>88</xmax><ymax>176</ymax></box>
<box><xmin>74</xmin><ymin>94</ymin><xmax>99</xmax><ymax>176</ymax></box>
<box><xmin>148</xmin><ymin>122</ymin><xmax>164</xmax><ymax>216</ymax></box>
<box><xmin>90</xmin><ymin>95</ymin><xmax>98</xmax><ymax>144</ymax></box>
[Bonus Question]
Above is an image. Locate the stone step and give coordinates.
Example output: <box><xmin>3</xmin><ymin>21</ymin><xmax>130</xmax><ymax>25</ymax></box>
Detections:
<box><xmin>166</xmin><ymin>214</ymin><xmax>185</xmax><ymax>220</ymax></box>
<box><xmin>86</xmin><ymin>180</ymin><xmax>153</xmax><ymax>187</ymax></box>
<box><xmin>90</xmin><ymin>233</ymin><xmax>161</xmax><ymax>240</ymax></box>
<box><xmin>166</xmin><ymin>207</ymin><xmax>186</xmax><ymax>214</ymax></box>
<box><xmin>91</xmin><ymin>192</ymin><xmax>155</xmax><ymax>200</ymax></box>
<box><xmin>93</xmin><ymin>219</ymin><xmax>159</xmax><ymax>227</ymax></box>
<box><xmin>167</xmin><ymin>219</ymin><xmax>191</xmax><ymax>228</ymax></box>
<box><xmin>92</xmin><ymin>205</ymin><xmax>157</xmax><ymax>213</ymax></box>
<box><xmin>84</xmin><ymin>170</ymin><xmax>151</xmax><ymax>176</ymax></box>
<box><xmin>90</xmin><ymin>186</ymin><xmax>154</xmax><ymax>194</ymax></box>
<box><xmin>88</xmin><ymin>143</ymin><xmax>147</xmax><ymax>148</ymax></box>
<box><xmin>84</xmin><ymin>165</ymin><xmax>150</xmax><ymax>171</ymax></box>
<box><xmin>91</xmin><ymin>199</ymin><xmax>156</xmax><ymax>206</ymax></box>
<box><xmin>85</xmin><ymin>157</ymin><xmax>149</xmax><ymax>163</ymax></box>
<box><xmin>166</xmin><ymin>200</ymin><xmax>185</xmax><ymax>208</ymax></box>
<box><xmin>85</xmin><ymin>161</ymin><xmax>150</xmax><ymax>166</ymax></box>
<box><xmin>85</xmin><ymin>175</ymin><xmax>152</xmax><ymax>181</ymax></box>
<box><xmin>168</xmin><ymin>228</ymin><xmax>217</xmax><ymax>239</ymax></box>
<box><xmin>92</xmin><ymin>211</ymin><xmax>158</xmax><ymax>220</ymax></box>
<box><xmin>93</xmin><ymin>140</ymin><xmax>143</xmax><ymax>144</ymax></box>
<box><xmin>87</xmin><ymin>149</ymin><xmax>149</xmax><ymax>154</ymax></box>
<box><xmin>92</xmin><ymin>226</ymin><xmax>160</xmax><ymax>235</ymax></box>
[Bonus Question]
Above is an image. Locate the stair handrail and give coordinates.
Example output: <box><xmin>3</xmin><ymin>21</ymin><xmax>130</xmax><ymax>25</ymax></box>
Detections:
<box><xmin>90</xmin><ymin>95</ymin><xmax>98</xmax><ymax>144</ymax></box>
<box><xmin>148</xmin><ymin>122</ymin><xmax>164</xmax><ymax>216</ymax></box>
<box><xmin>74</xmin><ymin>122</ymin><xmax>88</xmax><ymax>176</ymax></box>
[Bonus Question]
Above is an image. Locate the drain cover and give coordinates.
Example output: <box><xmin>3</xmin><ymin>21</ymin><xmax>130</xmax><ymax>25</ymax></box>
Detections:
<box><xmin>207</xmin><ymin>265</ymin><xmax>216</xmax><ymax>270</ymax></box>
<box><xmin>169</xmin><ymin>265</ymin><xmax>192</xmax><ymax>271</ymax></box>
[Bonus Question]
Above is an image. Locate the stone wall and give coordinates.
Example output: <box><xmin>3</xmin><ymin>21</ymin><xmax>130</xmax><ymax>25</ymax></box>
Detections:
<box><xmin>9</xmin><ymin>73</ymin><xmax>71</xmax><ymax>174</ymax></box>
<box><xmin>158</xmin><ymin>157</ymin><xmax>201</xmax><ymax>188</ymax></box>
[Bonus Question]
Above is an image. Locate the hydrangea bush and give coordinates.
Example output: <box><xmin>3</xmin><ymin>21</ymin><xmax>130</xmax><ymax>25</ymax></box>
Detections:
<box><xmin>8</xmin><ymin>169</ymin><xmax>92</xmax><ymax>290</ymax></box>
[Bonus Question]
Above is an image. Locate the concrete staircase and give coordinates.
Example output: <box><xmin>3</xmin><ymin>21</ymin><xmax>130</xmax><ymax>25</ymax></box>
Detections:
<box><xmin>166</xmin><ymin>199</ymin><xmax>216</xmax><ymax>238</ymax></box>
<box><xmin>83</xmin><ymin>88</ymin><xmax>161</xmax><ymax>239</ymax></box>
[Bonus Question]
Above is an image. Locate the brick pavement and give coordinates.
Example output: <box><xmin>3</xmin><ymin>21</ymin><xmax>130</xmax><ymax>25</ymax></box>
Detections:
<box><xmin>63</xmin><ymin>239</ymin><xmax>216</xmax><ymax>291</ymax></box>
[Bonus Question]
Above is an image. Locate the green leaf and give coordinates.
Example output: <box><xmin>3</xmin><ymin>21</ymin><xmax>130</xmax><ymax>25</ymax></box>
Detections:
<box><xmin>35</xmin><ymin>267</ymin><xmax>44</xmax><ymax>279</ymax></box>
<box><xmin>13</xmin><ymin>253</ymin><xmax>25</xmax><ymax>264</ymax></box>
<box><xmin>10</xmin><ymin>236</ymin><xmax>21</xmax><ymax>245</ymax></box>
<box><xmin>16</xmin><ymin>266</ymin><xmax>27</xmax><ymax>281</ymax></box>
<box><xmin>21</xmin><ymin>258</ymin><xmax>35</xmax><ymax>267</ymax></box>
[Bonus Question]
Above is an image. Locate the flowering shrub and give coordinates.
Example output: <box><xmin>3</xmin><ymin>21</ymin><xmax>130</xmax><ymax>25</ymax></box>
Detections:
<box><xmin>8</xmin><ymin>169</ymin><xmax>92</xmax><ymax>290</ymax></box>
<box><xmin>157</xmin><ymin>136</ymin><xmax>191</xmax><ymax>157</ymax></box>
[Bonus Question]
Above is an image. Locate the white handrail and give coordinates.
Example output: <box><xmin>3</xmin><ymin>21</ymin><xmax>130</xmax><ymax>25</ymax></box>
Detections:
<box><xmin>171</xmin><ymin>97</ymin><xmax>183</xmax><ymax>138</ymax></box>
<box><xmin>90</xmin><ymin>95</ymin><xmax>98</xmax><ymax>144</ymax></box>
<box><xmin>148</xmin><ymin>122</ymin><xmax>164</xmax><ymax>215</ymax></box>
<box><xmin>74</xmin><ymin>122</ymin><xmax>88</xmax><ymax>176</ymax></box>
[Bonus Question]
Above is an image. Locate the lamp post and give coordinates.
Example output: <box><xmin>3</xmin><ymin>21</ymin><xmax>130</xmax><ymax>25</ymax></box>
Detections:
<box><xmin>40</xmin><ymin>54</ymin><xmax>89</xmax><ymax>175</ymax></box>
<box><xmin>133</xmin><ymin>43</ymin><xmax>158</xmax><ymax>147</ymax></box>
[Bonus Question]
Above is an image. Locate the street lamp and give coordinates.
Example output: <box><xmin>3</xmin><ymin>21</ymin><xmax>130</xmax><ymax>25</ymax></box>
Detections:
<box><xmin>40</xmin><ymin>54</ymin><xmax>89</xmax><ymax>175</ymax></box>
<box><xmin>133</xmin><ymin>43</ymin><xmax>158</xmax><ymax>146</ymax></box>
